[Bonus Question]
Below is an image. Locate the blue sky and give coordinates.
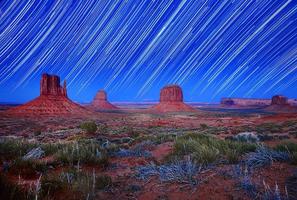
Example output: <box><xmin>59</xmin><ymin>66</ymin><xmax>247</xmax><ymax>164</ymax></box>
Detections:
<box><xmin>0</xmin><ymin>0</ymin><xmax>296</xmax><ymax>103</ymax></box>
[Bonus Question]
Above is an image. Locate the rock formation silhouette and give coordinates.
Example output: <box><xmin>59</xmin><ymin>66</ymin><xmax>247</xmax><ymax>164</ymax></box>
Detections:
<box><xmin>91</xmin><ymin>90</ymin><xmax>118</xmax><ymax>110</ymax></box>
<box><xmin>150</xmin><ymin>85</ymin><xmax>195</xmax><ymax>112</ymax></box>
<box><xmin>8</xmin><ymin>74</ymin><xmax>88</xmax><ymax>116</ymax></box>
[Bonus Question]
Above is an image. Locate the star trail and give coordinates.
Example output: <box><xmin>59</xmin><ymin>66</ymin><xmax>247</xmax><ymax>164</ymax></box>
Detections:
<box><xmin>0</xmin><ymin>0</ymin><xmax>297</xmax><ymax>103</ymax></box>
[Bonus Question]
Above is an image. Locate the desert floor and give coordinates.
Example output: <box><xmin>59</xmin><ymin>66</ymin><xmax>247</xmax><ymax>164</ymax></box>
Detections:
<box><xmin>0</xmin><ymin>104</ymin><xmax>297</xmax><ymax>200</ymax></box>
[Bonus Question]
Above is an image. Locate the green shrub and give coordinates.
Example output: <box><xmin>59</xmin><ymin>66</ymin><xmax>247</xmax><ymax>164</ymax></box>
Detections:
<box><xmin>54</xmin><ymin>141</ymin><xmax>109</xmax><ymax>167</ymax></box>
<box><xmin>0</xmin><ymin>174</ymin><xmax>33</xmax><ymax>200</ymax></box>
<box><xmin>200</xmin><ymin>124</ymin><xmax>208</xmax><ymax>129</ymax></box>
<box><xmin>0</xmin><ymin>139</ymin><xmax>63</xmax><ymax>160</ymax></box>
<box><xmin>40</xmin><ymin>174</ymin><xmax>67</xmax><ymax>199</ymax></box>
<box><xmin>275</xmin><ymin>142</ymin><xmax>297</xmax><ymax>153</ymax></box>
<box><xmin>275</xmin><ymin>142</ymin><xmax>297</xmax><ymax>165</ymax></box>
<box><xmin>40</xmin><ymin>169</ymin><xmax>109</xmax><ymax>199</ymax></box>
<box><xmin>0</xmin><ymin>139</ymin><xmax>37</xmax><ymax>160</ymax></box>
<box><xmin>171</xmin><ymin>133</ymin><xmax>256</xmax><ymax>164</ymax></box>
<box><xmin>10</xmin><ymin>159</ymin><xmax>48</xmax><ymax>178</ymax></box>
<box><xmin>95</xmin><ymin>175</ymin><xmax>112</xmax><ymax>190</ymax></box>
<box><xmin>80</xmin><ymin>121</ymin><xmax>97</xmax><ymax>134</ymax></box>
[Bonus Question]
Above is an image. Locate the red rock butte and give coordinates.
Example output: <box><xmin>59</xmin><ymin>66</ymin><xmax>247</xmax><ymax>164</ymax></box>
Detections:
<box><xmin>91</xmin><ymin>90</ymin><xmax>118</xmax><ymax>110</ymax></box>
<box><xmin>150</xmin><ymin>85</ymin><xmax>195</xmax><ymax>112</ymax></box>
<box><xmin>8</xmin><ymin>73</ymin><xmax>89</xmax><ymax>116</ymax></box>
<box><xmin>266</xmin><ymin>95</ymin><xmax>297</xmax><ymax>112</ymax></box>
<box><xmin>271</xmin><ymin>95</ymin><xmax>289</xmax><ymax>105</ymax></box>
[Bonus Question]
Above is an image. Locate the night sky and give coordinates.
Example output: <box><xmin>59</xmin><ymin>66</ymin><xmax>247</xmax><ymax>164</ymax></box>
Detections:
<box><xmin>0</xmin><ymin>0</ymin><xmax>296</xmax><ymax>103</ymax></box>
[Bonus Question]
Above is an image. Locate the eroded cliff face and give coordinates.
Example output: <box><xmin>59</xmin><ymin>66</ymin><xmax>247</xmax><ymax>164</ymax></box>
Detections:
<box><xmin>8</xmin><ymin>74</ymin><xmax>89</xmax><ymax>116</ymax></box>
<box><xmin>40</xmin><ymin>74</ymin><xmax>67</xmax><ymax>97</ymax></box>
<box><xmin>160</xmin><ymin>85</ymin><xmax>183</xmax><ymax>103</ymax></box>
<box><xmin>91</xmin><ymin>90</ymin><xmax>118</xmax><ymax>110</ymax></box>
<box><xmin>150</xmin><ymin>85</ymin><xmax>195</xmax><ymax>112</ymax></box>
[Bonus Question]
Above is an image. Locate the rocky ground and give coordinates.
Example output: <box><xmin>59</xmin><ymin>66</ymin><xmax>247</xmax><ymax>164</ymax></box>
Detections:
<box><xmin>0</xmin><ymin>105</ymin><xmax>297</xmax><ymax>200</ymax></box>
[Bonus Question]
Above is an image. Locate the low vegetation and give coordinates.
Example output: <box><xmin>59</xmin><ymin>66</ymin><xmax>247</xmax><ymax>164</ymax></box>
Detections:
<box><xmin>168</xmin><ymin>133</ymin><xmax>256</xmax><ymax>165</ymax></box>
<box><xmin>0</xmin><ymin>174</ymin><xmax>34</xmax><ymax>200</ymax></box>
<box><xmin>80</xmin><ymin>121</ymin><xmax>97</xmax><ymax>134</ymax></box>
<box><xmin>54</xmin><ymin>140</ymin><xmax>109</xmax><ymax>167</ymax></box>
<box><xmin>40</xmin><ymin>169</ymin><xmax>112</xmax><ymax>199</ymax></box>
<box><xmin>137</xmin><ymin>158</ymin><xmax>201</xmax><ymax>184</ymax></box>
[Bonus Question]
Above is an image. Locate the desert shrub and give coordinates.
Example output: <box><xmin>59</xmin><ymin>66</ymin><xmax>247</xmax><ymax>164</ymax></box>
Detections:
<box><xmin>285</xmin><ymin>172</ymin><xmax>297</xmax><ymax>200</ymax></box>
<box><xmin>231</xmin><ymin>132</ymin><xmax>259</xmax><ymax>143</ymax></box>
<box><xmin>255</xmin><ymin>123</ymin><xmax>283</xmax><ymax>134</ymax></box>
<box><xmin>97</xmin><ymin>123</ymin><xmax>108</xmax><ymax>134</ymax></box>
<box><xmin>200</xmin><ymin>126</ymin><xmax>228</xmax><ymax>135</ymax></box>
<box><xmin>0</xmin><ymin>174</ymin><xmax>34</xmax><ymax>200</ymax></box>
<box><xmin>0</xmin><ymin>139</ymin><xmax>70</xmax><ymax>161</ymax></box>
<box><xmin>80</xmin><ymin>121</ymin><xmax>97</xmax><ymax>134</ymax></box>
<box><xmin>40</xmin><ymin>174</ymin><xmax>68</xmax><ymax>199</ymax></box>
<box><xmin>41</xmin><ymin>169</ymin><xmax>111</xmax><ymax>199</ymax></box>
<box><xmin>275</xmin><ymin>142</ymin><xmax>297</xmax><ymax>165</ymax></box>
<box><xmin>34</xmin><ymin>129</ymin><xmax>42</xmax><ymax>136</ymax></box>
<box><xmin>274</xmin><ymin>142</ymin><xmax>297</xmax><ymax>153</ymax></box>
<box><xmin>245</xmin><ymin>146</ymin><xmax>290</xmax><ymax>168</ymax></box>
<box><xmin>137</xmin><ymin>158</ymin><xmax>201</xmax><ymax>184</ymax></box>
<box><xmin>200</xmin><ymin>123</ymin><xmax>208</xmax><ymax>129</ymax></box>
<box><xmin>154</xmin><ymin>133</ymin><xmax>176</xmax><ymax>144</ymax></box>
<box><xmin>262</xmin><ymin>181</ymin><xmax>289</xmax><ymax>200</ymax></box>
<box><xmin>114</xmin><ymin>142</ymin><xmax>152</xmax><ymax>158</ymax></box>
<box><xmin>41</xmin><ymin>143</ymin><xmax>63</xmax><ymax>156</ymax></box>
<box><xmin>95</xmin><ymin>175</ymin><xmax>112</xmax><ymax>190</ymax></box>
<box><xmin>9</xmin><ymin>159</ymin><xmax>48</xmax><ymax>178</ymax></box>
<box><xmin>55</xmin><ymin>140</ymin><xmax>109</xmax><ymax>167</ymax></box>
<box><xmin>172</xmin><ymin>133</ymin><xmax>256</xmax><ymax>164</ymax></box>
<box><xmin>225</xmin><ymin>149</ymin><xmax>241</xmax><ymax>164</ymax></box>
<box><xmin>0</xmin><ymin>139</ymin><xmax>38</xmax><ymax>160</ymax></box>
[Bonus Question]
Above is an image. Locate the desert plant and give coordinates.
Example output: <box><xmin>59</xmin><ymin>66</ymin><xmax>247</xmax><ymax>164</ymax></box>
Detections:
<box><xmin>10</xmin><ymin>159</ymin><xmax>48</xmax><ymax>178</ymax></box>
<box><xmin>245</xmin><ymin>146</ymin><xmax>290</xmax><ymax>168</ymax></box>
<box><xmin>171</xmin><ymin>133</ymin><xmax>256</xmax><ymax>164</ymax></box>
<box><xmin>0</xmin><ymin>173</ymin><xmax>34</xmax><ymax>200</ymax></box>
<box><xmin>54</xmin><ymin>141</ymin><xmax>109</xmax><ymax>167</ymax></box>
<box><xmin>200</xmin><ymin>123</ymin><xmax>208</xmax><ymax>129</ymax></box>
<box><xmin>231</xmin><ymin>132</ymin><xmax>259</xmax><ymax>143</ymax></box>
<box><xmin>285</xmin><ymin>172</ymin><xmax>297</xmax><ymax>200</ymax></box>
<box><xmin>80</xmin><ymin>121</ymin><xmax>97</xmax><ymax>134</ymax></box>
<box><xmin>95</xmin><ymin>175</ymin><xmax>112</xmax><ymax>190</ymax></box>
<box><xmin>114</xmin><ymin>147</ymin><xmax>151</xmax><ymax>158</ymax></box>
<box><xmin>137</xmin><ymin>158</ymin><xmax>201</xmax><ymax>184</ymax></box>
<box><xmin>0</xmin><ymin>139</ymin><xmax>38</xmax><ymax>160</ymax></box>
<box><xmin>97</xmin><ymin>123</ymin><xmax>108</xmax><ymax>134</ymax></box>
<box><xmin>262</xmin><ymin>181</ymin><xmax>289</xmax><ymax>200</ymax></box>
<box><xmin>40</xmin><ymin>174</ymin><xmax>67</xmax><ymax>199</ymax></box>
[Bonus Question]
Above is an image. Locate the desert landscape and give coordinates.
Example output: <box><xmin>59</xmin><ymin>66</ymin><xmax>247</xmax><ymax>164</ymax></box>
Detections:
<box><xmin>1</xmin><ymin>1</ymin><xmax>297</xmax><ymax>199</ymax></box>
<box><xmin>0</xmin><ymin>74</ymin><xmax>297</xmax><ymax>200</ymax></box>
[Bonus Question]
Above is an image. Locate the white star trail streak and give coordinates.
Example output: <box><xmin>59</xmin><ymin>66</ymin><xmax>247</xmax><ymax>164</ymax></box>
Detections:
<box><xmin>0</xmin><ymin>0</ymin><xmax>296</xmax><ymax>102</ymax></box>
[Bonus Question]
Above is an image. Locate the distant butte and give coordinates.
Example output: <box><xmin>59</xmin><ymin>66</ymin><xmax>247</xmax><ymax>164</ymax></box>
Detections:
<box><xmin>271</xmin><ymin>95</ymin><xmax>289</xmax><ymax>105</ymax></box>
<box><xmin>150</xmin><ymin>85</ymin><xmax>195</xmax><ymax>112</ymax></box>
<box><xmin>8</xmin><ymin>73</ymin><xmax>89</xmax><ymax>116</ymax></box>
<box><xmin>266</xmin><ymin>95</ymin><xmax>297</xmax><ymax>112</ymax></box>
<box><xmin>91</xmin><ymin>90</ymin><xmax>118</xmax><ymax>110</ymax></box>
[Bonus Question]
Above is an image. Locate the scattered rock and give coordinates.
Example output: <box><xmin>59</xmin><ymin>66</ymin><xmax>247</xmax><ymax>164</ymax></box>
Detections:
<box><xmin>23</xmin><ymin>147</ymin><xmax>44</xmax><ymax>160</ymax></box>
